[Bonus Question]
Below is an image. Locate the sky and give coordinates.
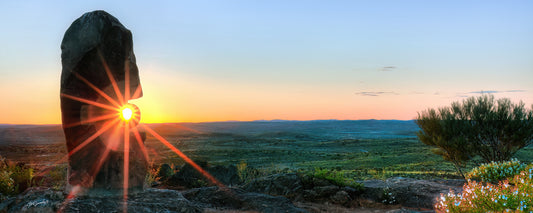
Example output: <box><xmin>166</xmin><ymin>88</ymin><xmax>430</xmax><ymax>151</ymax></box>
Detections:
<box><xmin>0</xmin><ymin>0</ymin><xmax>532</xmax><ymax>124</ymax></box>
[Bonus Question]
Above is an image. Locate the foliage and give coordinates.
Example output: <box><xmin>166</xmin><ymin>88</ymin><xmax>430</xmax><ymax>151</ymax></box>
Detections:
<box><xmin>0</xmin><ymin>170</ymin><xmax>15</xmax><ymax>196</ymax></box>
<box><xmin>435</xmin><ymin>163</ymin><xmax>533</xmax><ymax>212</ymax></box>
<box><xmin>236</xmin><ymin>161</ymin><xmax>297</xmax><ymax>183</ymax></box>
<box><xmin>416</xmin><ymin>94</ymin><xmax>533</xmax><ymax>170</ymax></box>
<box><xmin>236</xmin><ymin>160</ymin><xmax>252</xmax><ymax>183</ymax></box>
<box><xmin>145</xmin><ymin>164</ymin><xmax>160</xmax><ymax>187</ymax></box>
<box><xmin>310</xmin><ymin>168</ymin><xmax>363</xmax><ymax>190</ymax></box>
<box><xmin>466</xmin><ymin>159</ymin><xmax>526</xmax><ymax>183</ymax></box>
<box><xmin>46</xmin><ymin>165</ymin><xmax>67</xmax><ymax>190</ymax></box>
<box><xmin>416</xmin><ymin>107</ymin><xmax>472</xmax><ymax>176</ymax></box>
<box><xmin>0</xmin><ymin>156</ymin><xmax>33</xmax><ymax>195</ymax></box>
<box><xmin>156</xmin><ymin>163</ymin><xmax>174</xmax><ymax>181</ymax></box>
<box><xmin>381</xmin><ymin>187</ymin><xmax>397</xmax><ymax>205</ymax></box>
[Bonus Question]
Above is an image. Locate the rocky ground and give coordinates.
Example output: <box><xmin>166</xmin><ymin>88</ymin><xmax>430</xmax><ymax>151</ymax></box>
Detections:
<box><xmin>0</xmin><ymin>171</ymin><xmax>464</xmax><ymax>213</ymax></box>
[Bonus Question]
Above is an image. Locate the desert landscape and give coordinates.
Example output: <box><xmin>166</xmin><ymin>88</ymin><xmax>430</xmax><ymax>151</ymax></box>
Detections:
<box><xmin>2</xmin><ymin>1</ymin><xmax>532</xmax><ymax>212</ymax></box>
<box><xmin>0</xmin><ymin>120</ymin><xmax>531</xmax><ymax>212</ymax></box>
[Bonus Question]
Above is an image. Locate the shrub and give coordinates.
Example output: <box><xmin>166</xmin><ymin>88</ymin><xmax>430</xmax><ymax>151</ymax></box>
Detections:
<box><xmin>435</xmin><ymin>164</ymin><xmax>533</xmax><ymax>212</ymax></box>
<box><xmin>145</xmin><ymin>164</ymin><xmax>159</xmax><ymax>187</ymax></box>
<box><xmin>416</xmin><ymin>95</ymin><xmax>533</xmax><ymax>175</ymax></box>
<box><xmin>156</xmin><ymin>163</ymin><xmax>173</xmax><ymax>181</ymax></box>
<box><xmin>466</xmin><ymin>159</ymin><xmax>526</xmax><ymax>183</ymax></box>
<box><xmin>46</xmin><ymin>165</ymin><xmax>67</xmax><ymax>190</ymax></box>
<box><xmin>8</xmin><ymin>163</ymin><xmax>33</xmax><ymax>193</ymax></box>
<box><xmin>310</xmin><ymin>168</ymin><xmax>363</xmax><ymax>190</ymax></box>
<box><xmin>0</xmin><ymin>157</ymin><xmax>33</xmax><ymax>195</ymax></box>
<box><xmin>0</xmin><ymin>170</ymin><xmax>15</xmax><ymax>196</ymax></box>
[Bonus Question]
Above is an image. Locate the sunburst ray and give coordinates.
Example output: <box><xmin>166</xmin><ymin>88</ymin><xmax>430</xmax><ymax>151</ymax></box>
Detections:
<box><xmin>98</xmin><ymin>52</ymin><xmax>125</xmax><ymax>105</ymax></box>
<box><xmin>73</xmin><ymin>73</ymin><xmax>122</xmax><ymax>108</ymax></box>
<box><xmin>131</xmin><ymin>127</ymin><xmax>150</xmax><ymax>164</ymax></box>
<box><xmin>61</xmin><ymin>93</ymin><xmax>118</xmax><ymax>111</ymax></box>
<box><xmin>140</xmin><ymin>124</ymin><xmax>224</xmax><ymax>187</ymax></box>
<box><xmin>68</xmin><ymin>118</ymin><xmax>121</xmax><ymax>157</ymax></box>
<box><xmin>62</xmin><ymin>113</ymin><xmax>117</xmax><ymax>128</ymax></box>
<box><xmin>123</xmin><ymin>121</ymin><xmax>130</xmax><ymax>212</ymax></box>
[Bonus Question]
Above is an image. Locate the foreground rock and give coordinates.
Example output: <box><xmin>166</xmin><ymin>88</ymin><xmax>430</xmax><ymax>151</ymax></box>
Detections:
<box><xmin>166</xmin><ymin>162</ymin><xmax>242</xmax><ymax>188</ymax></box>
<box><xmin>60</xmin><ymin>10</ymin><xmax>146</xmax><ymax>191</ymax></box>
<box><xmin>182</xmin><ymin>186</ymin><xmax>306</xmax><ymax>212</ymax></box>
<box><xmin>362</xmin><ymin>177</ymin><xmax>465</xmax><ymax>209</ymax></box>
<box><xmin>0</xmin><ymin>187</ymin><xmax>306</xmax><ymax>213</ymax></box>
<box><xmin>242</xmin><ymin>173</ymin><xmax>362</xmax><ymax>205</ymax></box>
<box><xmin>241</xmin><ymin>173</ymin><xmax>464</xmax><ymax>210</ymax></box>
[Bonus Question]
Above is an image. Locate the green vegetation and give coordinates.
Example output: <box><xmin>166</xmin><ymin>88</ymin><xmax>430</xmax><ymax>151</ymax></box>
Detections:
<box><xmin>308</xmin><ymin>168</ymin><xmax>363</xmax><ymax>190</ymax></box>
<box><xmin>436</xmin><ymin>161</ymin><xmax>533</xmax><ymax>212</ymax></box>
<box><xmin>416</xmin><ymin>94</ymin><xmax>533</xmax><ymax>176</ymax></box>
<box><xmin>146</xmin><ymin>131</ymin><xmax>533</xmax><ymax>181</ymax></box>
<box><xmin>46</xmin><ymin>165</ymin><xmax>67</xmax><ymax>190</ymax></box>
<box><xmin>466</xmin><ymin>159</ymin><xmax>526</xmax><ymax>184</ymax></box>
<box><xmin>0</xmin><ymin>156</ymin><xmax>34</xmax><ymax>196</ymax></box>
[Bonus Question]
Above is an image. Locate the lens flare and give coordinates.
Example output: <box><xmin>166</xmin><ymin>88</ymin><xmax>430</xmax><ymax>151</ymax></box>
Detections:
<box><xmin>119</xmin><ymin>103</ymin><xmax>140</xmax><ymax>124</ymax></box>
<box><xmin>122</xmin><ymin>107</ymin><xmax>133</xmax><ymax>121</ymax></box>
<box><xmin>57</xmin><ymin>54</ymin><xmax>223</xmax><ymax>212</ymax></box>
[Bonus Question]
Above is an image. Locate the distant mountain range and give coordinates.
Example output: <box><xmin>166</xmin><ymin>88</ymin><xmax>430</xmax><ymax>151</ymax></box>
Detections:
<box><xmin>0</xmin><ymin>120</ymin><xmax>420</xmax><ymax>145</ymax></box>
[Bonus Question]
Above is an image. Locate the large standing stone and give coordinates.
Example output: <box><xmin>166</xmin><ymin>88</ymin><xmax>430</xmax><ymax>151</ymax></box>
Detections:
<box><xmin>60</xmin><ymin>10</ymin><xmax>146</xmax><ymax>194</ymax></box>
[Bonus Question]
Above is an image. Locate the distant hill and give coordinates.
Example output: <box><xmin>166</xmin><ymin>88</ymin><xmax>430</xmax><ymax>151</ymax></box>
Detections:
<box><xmin>0</xmin><ymin>120</ymin><xmax>419</xmax><ymax>145</ymax></box>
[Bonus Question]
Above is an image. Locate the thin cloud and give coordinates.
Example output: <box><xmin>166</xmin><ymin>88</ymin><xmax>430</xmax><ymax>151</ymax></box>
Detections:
<box><xmin>468</xmin><ymin>90</ymin><xmax>526</xmax><ymax>94</ymax></box>
<box><xmin>451</xmin><ymin>90</ymin><xmax>527</xmax><ymax>98</ymax></box>
<box><xmin>380</xmin><ymin>66</ymin><xmax>396</xmax><ymax>72</ymax></box>
<box><xmin>355</xmin><ymin>91</ymin><xmax>399</xmax><ymax>96</ymax></box>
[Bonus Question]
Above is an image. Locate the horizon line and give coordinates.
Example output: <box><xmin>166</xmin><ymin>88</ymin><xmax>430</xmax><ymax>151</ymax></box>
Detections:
<box><xmin>0</xmin><ymin>119</ymin><xmax>416</xmax><ymax>125</ymax></box>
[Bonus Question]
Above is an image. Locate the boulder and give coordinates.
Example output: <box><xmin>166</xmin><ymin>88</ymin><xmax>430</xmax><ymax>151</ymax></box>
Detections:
<box><xmin>240</xmin><ymin>173</ymin><xmax>364</xmax><ymax>206</ymax></box>
<box><xmin>1</xmin><ymin>187</ymin><xmax>307</xmax><ymax>212</ymax></box>
<box><xmin>330</xmin><ymin>190</ymin><xmax>350</xmax><ymax>205</ymax></box>
<box><xmin>1</xmin><ymin>188</ymin><xmax>200</xmax><ymax>213</ymax></box>
<box><xmin>241</xmin><ymin>173</ymin><xmax>303</xmax><ymax>197</ymax></box>
<box><xmin>167</xmin><ymin>163</ymin><xmax>242</xmax><ymax>188</ymax></box>
<box><xmin>313</xmin><ymin>185</ymin><xmax>340</xmax><ymax>198</ymax></box>
<box><xmin>207</xmin><ymin>165</ymin><xmax>241</xmax><ymax>186</ymax></box>
<box><xmin>361</xmin><ymin>177</ymin><xmax>465</xmax><ymax>209</ymax></box>
<box><xmin>60</xmin><ymin>10</ymin><xmax>146</xmax><ymax>192</ymax></box>
<box><xmin>182</xmin><ymin>186</ymin><xmax>307</xmax><ymax>213</ymax></box>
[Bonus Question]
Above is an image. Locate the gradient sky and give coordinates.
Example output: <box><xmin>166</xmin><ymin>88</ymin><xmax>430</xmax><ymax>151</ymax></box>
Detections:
<box><xmin>1</xmin><ymin>0</ymin><xmax>532</xmax><ymax>124</ymax></box>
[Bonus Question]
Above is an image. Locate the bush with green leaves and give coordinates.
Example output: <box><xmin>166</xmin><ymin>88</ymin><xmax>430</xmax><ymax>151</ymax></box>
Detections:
<box><xmin>0</xmin><ymin>157</ymin><xmax>33</xmax><ymax>195</ymax></box>
<box><xmin>466</xmin><ymin>159</ymin><xmax>526</xmax><ymax>183</ymax></box>
<box><xmin>46</xmin><ymin>165</ymin><xmax>67</xmax><ymax>190</ymax></box>
<box><xmin>436</xmin><ymin>163</ymin><xmax>533</xmax><ymax>212</ymax></box>
<box><xmin>416</xmin><ymin>94</ymin><xmax>533</xmax><ymax>176</ymax></box>
<box><xmin>0</xmin><ymin>170</ymin><xmax>15</xmax><ymax>196</ymax></box>
<box><xmin>310</xmin><ymin>168</ymin><xmax>363</xmax><ymax>190</ymax></box>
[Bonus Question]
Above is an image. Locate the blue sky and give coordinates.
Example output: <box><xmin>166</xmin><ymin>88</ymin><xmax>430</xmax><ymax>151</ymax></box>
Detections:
<box><xmin>0</xmin><ymin>0</ymin><xmax>532</xmax><ymax>123</ymax></box>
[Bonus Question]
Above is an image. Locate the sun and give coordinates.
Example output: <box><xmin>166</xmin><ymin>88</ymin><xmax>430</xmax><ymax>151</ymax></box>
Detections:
<box><xmin>119</xmin><ymin>103</ymin><xmax>140</xmax><ymax>122</ymax></box>
<box><xmin>121</xmin><ymin>107</ymin><xmax>133</xmax><ymax>121</ymax></box>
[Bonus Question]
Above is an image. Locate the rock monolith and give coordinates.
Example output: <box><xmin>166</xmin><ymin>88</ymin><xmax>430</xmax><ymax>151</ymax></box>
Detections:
<box><xmin>60</xmin><ymin>10</ymin><xmax>147</xmax><ymax>195</ymax></box>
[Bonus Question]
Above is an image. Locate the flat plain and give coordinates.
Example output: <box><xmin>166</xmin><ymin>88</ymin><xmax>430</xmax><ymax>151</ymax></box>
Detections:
<box><xmin>1</xmin><ymin>120</ymin><xmax>531</xmax><ymax>180</ymax></box>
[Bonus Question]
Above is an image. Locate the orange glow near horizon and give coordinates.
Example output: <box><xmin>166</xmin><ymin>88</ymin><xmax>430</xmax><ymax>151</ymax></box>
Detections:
<box><xmin>50</xmin><ymin>55</ymin><xmax>226</xmax><ymax>210</ymax></box>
